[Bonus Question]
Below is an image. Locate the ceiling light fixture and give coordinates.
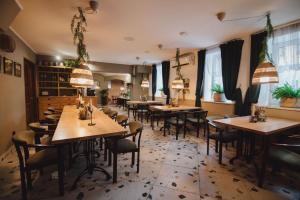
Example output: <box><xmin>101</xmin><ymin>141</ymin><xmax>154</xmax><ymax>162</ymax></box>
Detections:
<box><xmin>252</xmin><ymin>13</ymin><xmax>279</xmax><ymax>85</ymax></box>
<box><xmin>216</xmin><ymin>11</ymin><xmax>265</xmax><ymax>22</ymax></box>
<box><xmin>55</xmin><ymin>55</ymin><xmax>61</xmax><ymax>60</ymax></box>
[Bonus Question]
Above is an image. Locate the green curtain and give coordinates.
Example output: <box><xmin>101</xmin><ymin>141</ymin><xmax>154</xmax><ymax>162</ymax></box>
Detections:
<box><xmin>195</xmin><ymin>49</ymin><xmax>206</xmax><ymax>107</ymax></box>
<box><xmin>220</xmin><ymin>40</ymin><xmax>244</xmax><ymax>115</ymax></box>
<box><xmin>162</xmin><ymin>61</ymin><xmax>170</xmax><ymax>104</ymax></box>
<box><xmin>243</xmin><ymin>31</ymin><xmax>267</xmax><ymax>115</ymax></box>
<box><xmin>151</xmin><ymin>64</ymin><xmax>157</xmax><ymax>100</ymax></box>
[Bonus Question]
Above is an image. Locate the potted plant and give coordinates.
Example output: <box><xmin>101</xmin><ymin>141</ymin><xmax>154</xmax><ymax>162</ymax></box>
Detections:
<box><xmin>159</xmin><ymin>88</ymin><xmax>164</xmax><ymax>96</ymax></box>
<box><xmin>212</xmin><ymin>84</ymin><xmax>225</xmax><ymax>102</ymax></box>
<box><xmin>272</xmin><ymin>83</ymin><xmax>300</xmax><ymax>108</ymax></box>
<box><xmin>100</xmin><ymin>89</ymin><xmax>109</xmax><ymax>106</ymax></box>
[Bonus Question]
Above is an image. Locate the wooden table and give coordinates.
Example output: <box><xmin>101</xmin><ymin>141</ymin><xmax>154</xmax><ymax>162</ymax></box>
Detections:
<box><xmin>52</xmin><ymin>105</ymin><xmax>127</xmax><ymax>195</ymax></box>
<box><xmin>127</xmin><ymin>100</ymin><xmax>163</xmax><ymax>118</ymax></box>
<box><xmin>213</xmin><ymin>116</ymin><xmax>300</xmax><ymax>187</ymax></box>
<box><xmin>117</xmin><ymin>97</ymin><xmax>130</xmax><ymax>109</ymax></box>
<box><xmin>150</xmin><ymin>105</ymin><xmax>200</xmax><ymax>112</ymax></box>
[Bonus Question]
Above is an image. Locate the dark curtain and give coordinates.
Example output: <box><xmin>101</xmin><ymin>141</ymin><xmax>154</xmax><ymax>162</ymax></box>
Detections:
<box><xmin>243</xmin><ymin>32</ymin><xmax>267</xmax><ymax>115</ymax></box>
<box><xmin>220</xmin><ymin>39</ymin><xmax>244</xmax><ymax>115</ymax></box>
<box><xmin>195</xmin><ymin>49</ymin><xmax>206</xmax><ymax>107</ymax></box>
<box><xmin>162</xmin><ymin>61</ymin><xmax>170</xmax><ymax>104</ymax></box>
<box><xmin>151</xmin><ymin>64</ymin><xmax>157</xmax><ymax>100</ymax></box>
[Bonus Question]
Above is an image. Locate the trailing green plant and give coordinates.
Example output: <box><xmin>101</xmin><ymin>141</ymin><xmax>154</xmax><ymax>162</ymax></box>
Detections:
<box><xmin>71</xmin><ymin>7</ymin><xmax>89</xmax><ymax>64</ymax></box>
<box><xmin>211</xmin><ymin>84</ymin><xmax>224</xmax><ymax>94</ymax></box>
<box><xmin>259</xmin><ymin>13</ymin><xmax>274</xmax><ymax>63</ymax></box>
<box><xmin>272</xmin><ymin>83</ymin><xmax>300</xmax><ymax>100</ymax></box>
<box><xmin>63</xmin><ymin>59</ymin><xmax>80</xmax><ymax>68</ymax></box>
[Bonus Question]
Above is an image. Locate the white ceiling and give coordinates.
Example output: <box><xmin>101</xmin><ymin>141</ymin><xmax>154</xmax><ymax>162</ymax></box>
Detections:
<box><xmin>11</xmin><ymin>0</ymin><xmax>300</xmax><ymax>65</ymax></box>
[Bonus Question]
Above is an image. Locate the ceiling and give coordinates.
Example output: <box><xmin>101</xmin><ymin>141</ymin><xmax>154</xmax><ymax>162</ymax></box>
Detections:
<box><xmin>11</xmin><ymin>0</ymin><xmax>300</xmax><ymax>65</ymax></box>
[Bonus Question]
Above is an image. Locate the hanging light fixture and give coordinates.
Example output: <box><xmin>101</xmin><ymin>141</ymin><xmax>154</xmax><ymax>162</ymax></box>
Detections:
<box><xmin>252</xmin><ymin>13</ymin><xmax>279</xmax><ymax>85</ymax></box>
<box><xmin>141</xmin><ymin>62</ymin><xmax>150</xmax><ymax>88</ymax></box>
<box><xmin>70</xmin><ymin>63</ymin><xmax>94</xmax><ymax>87</ymax></box>
<box><xmin>171</xmin><ymin>48</ymin><xmax>185</xmax><ymax>90</ymax></box>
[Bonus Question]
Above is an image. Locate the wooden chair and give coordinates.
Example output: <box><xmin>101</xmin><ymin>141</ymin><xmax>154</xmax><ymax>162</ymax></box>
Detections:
<box><xmin>269</xmin><ymin>134</ymin><xmax>300</xmax><ymax>174</ymax></box>
<box><xmin>12</xmin><ymin>130</ymin><xmax>63</xmax><ymax>200</ymax></box>
<box><xmin>206</xmin><ymin>117</ymin><xmax>240</xmax><ymax>164</ymax></box>
<box><xmin>106</xmin><ymin>121</ymin><xmax>143</xmax><ymax>182</ymax></box>
<box><xmin>116</xmin><ymin>115</ymin><xmax>129</xmax><ymax>128</ymax></box>
<box><xmin>102</xmin><ymin>107</ymin><xmax>111</xmax><ymax>115</ymax></box>
<box><xmin>135</xmin><ymin>104</ymin><xmax>149</xmax><ymax>123</ymax></box>
<box><xmin>184</xmin><ymin>110</ymin><xmax>208</xmax><ymax>137</ymax></box>
<box><xmin>165</xmin><ymin>111</ymin><xmax>185</xmax><ymax>140</ymax></box>
<box><xmin>108</xmin><ymin>110</ymin><xmax>118</xmax><ymax>120</ymax></box>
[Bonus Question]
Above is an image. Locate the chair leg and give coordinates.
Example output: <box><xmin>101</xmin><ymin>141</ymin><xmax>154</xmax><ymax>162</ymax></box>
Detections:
<box><xmin>219</xmin><ymin>141</ymin><xmax>223</xmax><ymax>164</ymax></box>
<box><xmin>26</xmin><ymin>169</ymin><xmax>32</xmax><ymax>190</ymax></box>
<box><xmin>104</xmin><ymin>145</ymin><xmax>107</xmax><ymax>161</ymax></box>
<box><xmin>196</xmin><ymin>124</ymin><xmax>200</xmax><ymax>138</ymax></box>
<box><xmin>20</xmin><ymin>168</ymin><xmax>28</xmax><ymax>200</ymax></box>
<box><xmin>206</xmin><ymin>137</ymin><xmax>210</xmax><ymax>156</ymax></box>
<box><xmin>131</xmin><ymin>152</ymin><xmax>135</xmax><ymax>167</ymax></box>
<box><xmin>176</xmin><ymin>126</ymin><xmax>179</xmax><ymax>140</ymax></box>
<box><xmin>137</xmin><ymin>150</ymin><xmax>140</xmax><ymax>173</ymax></box>
<box><xmin>215</xmin><ymin>140</ymin><xmax>219</xmax><ymax>153</ymax></box>
<box><xmin>113</xmin><ymin>153</ymin><xmax>118</xmax><ymax>183</ymax></box>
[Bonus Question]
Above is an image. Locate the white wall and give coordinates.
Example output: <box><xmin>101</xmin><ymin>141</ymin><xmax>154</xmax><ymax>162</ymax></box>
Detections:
<box><xmin>0</xmin><ymin>29</ymin><xmax>36</xmax><ymax>155</ymax></box>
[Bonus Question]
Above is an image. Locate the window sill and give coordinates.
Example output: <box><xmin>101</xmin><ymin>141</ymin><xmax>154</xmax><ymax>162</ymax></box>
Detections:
<box><xmin>255</xmin><ymin>105</ymin><xmax>300</xmax><ymax>112</ymax></box>
<box><xmin>202</xmin><ymin>100</ymin><xmax>235</xmax><ymax>105</ymax></box>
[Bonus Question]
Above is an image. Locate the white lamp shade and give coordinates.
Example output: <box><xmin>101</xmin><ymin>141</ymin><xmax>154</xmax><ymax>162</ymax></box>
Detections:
<box><xmin>141</xmin><ymin>80</ymin><xmax>150</xmax><ymax>88</ymax></box>
<box><xmin>70</xmin><ymin>64</ymin><xmax>94</xmax><ymax>87</ymax></box>
<box><xmin>171</xmin><ymin>79</ymin><xmax>184</xmax><ymax>89</ymax></box>
<box><xmin>252</xmin><ymin>62</ymin><xmax>279</xmax><ymax>85</ymax></box>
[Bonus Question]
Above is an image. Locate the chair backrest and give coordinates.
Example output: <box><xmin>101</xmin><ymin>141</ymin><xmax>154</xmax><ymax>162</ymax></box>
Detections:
<box><xmin>45</xmin><ymin>114</ymin><xmax>60</xmax><ymax>124</ymax></box>
<box><xmin>43</xmin><ymin>110</ymin><xmax>53</xmax><ymax>116</ymax></box>
<box><xmin>102</xmin><ymin>107</ymin><xmax>111</xmax><ymax>114</ymax></box>
<box><xmin>128</xmin><ymin>121</ymin><xmax>143</xmax><ymax>147</ymax></box>
<box><xmin>193</xmin><ymin>110</ymin><xmax>208</xmax><ymax>121</ymax></box>
<box><xmin>108</xmin><ymin>110</ymin><xmax>118</xmax><ymax>119</ymax></box>
<box><xmin>136</xmin><ymin>104</ymin><xmax>149</xmax><ymax>110</ymax></box>
<box><xmin>12</xmin><ymin>131</ymin><xmax>35</xmax><ymax>169</ymax></box>
<box><xmin>116</xmin><ymin>115</ymin><xmax>128</xmax><ymax>127</ymax></box>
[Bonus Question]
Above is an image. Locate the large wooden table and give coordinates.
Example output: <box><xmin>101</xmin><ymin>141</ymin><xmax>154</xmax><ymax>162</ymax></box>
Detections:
<box><xmin>52</xmin><ymin>105</ymin><xmax>127</xmax><ymax>195</ymax></box>
<box><xmin>150</xmin><ymin>105</ymin><xmax>200</xmax><ymax>112</ymax></box>
<box><xmin>213</xmin><ymin>116</ymin><xmax>300</xmax><ymax>187</ymax></box>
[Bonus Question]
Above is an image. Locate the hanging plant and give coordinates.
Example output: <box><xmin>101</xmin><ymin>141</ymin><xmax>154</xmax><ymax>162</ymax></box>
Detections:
<box><xmin>71</xmin><ymin>7</ymin><xmax>89</xmax><ymax>64</ymax></box>
<box><xmin>259</xmin><ymin>13</ymin><xmax>274</xmax><ymax>63</ymax></box>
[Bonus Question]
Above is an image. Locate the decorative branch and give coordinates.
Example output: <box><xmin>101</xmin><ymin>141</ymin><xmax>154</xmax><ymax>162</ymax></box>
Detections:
<box><xmin>71</xmin><ymin>7</ymin><xmax>89</xmax><ymax>64</ymax></box>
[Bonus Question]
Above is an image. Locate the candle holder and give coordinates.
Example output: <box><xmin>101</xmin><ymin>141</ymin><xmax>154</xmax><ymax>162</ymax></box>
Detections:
<box><xmin>88</xmin><ymin>104</ymin><xmax>96</xmax><ymax>126</ymax></box>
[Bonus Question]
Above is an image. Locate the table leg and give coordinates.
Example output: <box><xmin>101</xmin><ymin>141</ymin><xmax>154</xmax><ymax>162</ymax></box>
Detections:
<box><xmin>258</xmin><ymin>135</ymin><xmax>270</xmax><ymax>187</ymax></box>
<box><xmin>57</xmin><ymin>145</ymin><xmax>64</xmax><ymax>196</ymax></box>
<box><xmin>218</xmin><ymin>129</ymin><xmax>223</xmax><ymax>164</ymax></box>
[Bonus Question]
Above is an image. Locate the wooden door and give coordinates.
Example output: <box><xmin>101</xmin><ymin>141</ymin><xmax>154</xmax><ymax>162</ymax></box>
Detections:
<box><xmin>24</xmin><ymin>58</ymin><xmax>38</xmax><ymax>124</ymax></box>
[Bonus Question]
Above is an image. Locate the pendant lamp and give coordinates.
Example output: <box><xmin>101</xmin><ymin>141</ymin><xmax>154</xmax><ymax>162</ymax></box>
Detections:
<box><xmin>252</xmin><ymin>13</ymin><xmax>279</xmax><ymax>85</ymax></box>
<box><xmin>70</xmin><ymin>63</ymin><xmax>94</xmax><ymax>87</ymax></box>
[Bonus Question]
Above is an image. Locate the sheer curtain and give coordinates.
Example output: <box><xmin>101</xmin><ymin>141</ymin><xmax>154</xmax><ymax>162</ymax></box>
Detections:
<box><xmin>203</xmin><ymin>47</ymin><xmax>223</xmax><ymax>100</ymax></box>
<box><xmin>155</xmin><ymin>63</ymin><xmax>163</xmax><ymax>97</ymax></box>
<box><xmin>258</xmin><ymin>23</ymin><xmax>300</xmax><ymax>106</ymax></box>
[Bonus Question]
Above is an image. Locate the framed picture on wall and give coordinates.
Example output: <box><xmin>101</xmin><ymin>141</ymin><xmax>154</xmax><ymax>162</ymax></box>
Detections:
<box><xmin>3</xmin><ymin>57</ymin><xmax>13</xmax><ymax>75</ymax></box>
<box><xmin>14</xmin><ymin>62</ymin><xmax>22</xmax><ymax>77</ymax></box>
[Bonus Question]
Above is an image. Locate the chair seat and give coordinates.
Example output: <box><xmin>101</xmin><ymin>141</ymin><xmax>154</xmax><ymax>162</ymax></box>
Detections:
<box><xmin>209</xmin><ymin>131</ymin><xmax>238</xmax><ymax>142</ymax></box>
<box><xmin>186</xmin><ymin>117</ymin><xmax>205</xmax><ymax>124</ymax></box>
<box><xmin>269</xmin><ymin>146</ymin><xmax>300</xmax><ymax>171</ymax></box>
<box><xmin>166</xmin><ymin>118</ymin><xmax>184</xmax><ymax>125</ymax></box>
<box><xmin>108</xmin><ymin>139</ymin><xmax>138</xmax><ymax>153</ymax></box>
<box><xmin>26</xmin><ymin>148</ymin><xmax>58</xmax><ymax>170</ymax></box>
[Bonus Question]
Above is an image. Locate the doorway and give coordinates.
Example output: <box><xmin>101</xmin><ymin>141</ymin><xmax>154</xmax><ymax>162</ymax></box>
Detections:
<box><xmin>24</xmin><ymin>58</ymin><xmax>38</xmax><ymax>124</ymax></box>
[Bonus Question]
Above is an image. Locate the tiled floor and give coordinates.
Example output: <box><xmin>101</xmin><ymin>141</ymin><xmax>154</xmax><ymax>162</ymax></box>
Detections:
<box><xmin>1</xmin><ymin>106</ymin><xmax>299</xmax><ymax>200</ymax></box>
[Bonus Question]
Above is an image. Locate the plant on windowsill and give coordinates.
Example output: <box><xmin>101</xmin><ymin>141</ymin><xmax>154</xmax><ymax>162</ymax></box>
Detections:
<box><xmin>212</xmin><ymin>84</ymin><xmax>225</xmax><ymax>102</ymax></box>
<box><xmin>272</xmin><ymin>83</ymin><xmax>300</xmax><ymax>108</ymax></box>
<box><xmin>158</xmin><ymin>88</ymin><xmax>164</xmax><ymax>97</ymax></box>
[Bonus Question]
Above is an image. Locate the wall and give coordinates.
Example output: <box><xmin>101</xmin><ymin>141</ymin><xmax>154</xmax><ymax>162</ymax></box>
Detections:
<box><xmin>89</xmin><ymin>61</ymin><xmax>132</xmax><ymax>74</ymax></box>
<box><xmin>0</xmin><ymin>29</ymin><xmax>36</xmax><ymax>155</ymax></box>
<box><xmin>108</xmin><ymin>80</ymin><xmax>124</xmax><ymax>100</ymax></box>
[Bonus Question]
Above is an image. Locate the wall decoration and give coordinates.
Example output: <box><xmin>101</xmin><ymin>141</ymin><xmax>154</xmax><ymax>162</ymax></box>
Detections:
<box><xmin>3</xmin><ymin>57</ymin><xmax>13</xmax><ymax>75</ymax></box>
<box><xmin>14</xmin><ymin>62</ymin><xmax>22</xmax><ymax>77</ymax></box>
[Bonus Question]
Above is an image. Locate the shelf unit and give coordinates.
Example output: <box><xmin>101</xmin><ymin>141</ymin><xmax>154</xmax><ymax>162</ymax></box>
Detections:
<box><xmin>38</xmin><ymin>65</ymin><xmax>78</xmax><ymax>96</ymax></box>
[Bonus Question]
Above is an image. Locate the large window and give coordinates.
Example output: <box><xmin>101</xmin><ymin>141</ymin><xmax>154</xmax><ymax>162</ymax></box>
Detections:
<box><xmin>203</xmin><ymin>48</ymin><xmax>224</xmax><ymax>101</ymax></box>
<box><xmin>155</xmin><ymin>63</ymin><xmax>163</xmax><ymax>97</ymax></box>
<box><xmin>258</xmin><ymin>23</ymin><xmax>300</xmax><ymax>106</ymax></box>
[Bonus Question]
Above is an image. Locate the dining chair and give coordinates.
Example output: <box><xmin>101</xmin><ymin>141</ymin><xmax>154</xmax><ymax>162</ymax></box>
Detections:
<box><xmin>12</xmin><ymin>130</ymin><xmax>64</xmax><ymax>200</ymax></box>
<box><xmin>116</xmin><ymin>115</ymin><xmax>129</xmax><ymax>128</ymax></box>
<box><xmin>102</xmin><ymin>107</ymin><xmax>111</xmax><ymax>115</ymax></box>
<box><xmin>108</xmin><ymin>110</ymin><xmax>118</xmax><ymax>120</ymax></box>
<box><xmin>136</xmin><ymin>104</ymin><xmax>149</xmax><ymax>123</ymax></box>
<box><xmin>206</xmin><ymin>116</ymin><xmax>240</xmax><ymax>164</ymax></box>
<box><xmin>184</xmin><ymin>110</ymin><xmax>208</xmax><ymax>137</ymax></box>
<box><xmin>165</xmin><ymin>111</ymin><xmax>185</xmax><ymax>140</ymax></box>
<box><xmin>106</xmin><ymin>121</ymin><xmax>143</xmax><ymax>182</ymax></box>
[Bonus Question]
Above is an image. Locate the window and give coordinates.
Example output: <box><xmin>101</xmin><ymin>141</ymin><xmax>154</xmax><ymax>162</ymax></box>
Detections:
<box><xmin>203</xmin><ymin>47</ymin><xmax>224</xmax><ymax>101</ymax></box>
<box><xmin>258</xmin><ymin>23</ymin><xmax>300</xmax><ymax>106</ymax></box>
<box><xmin>155</xmin><ymin>63</ymin><xmax>163</xmax><ymax>97</ymax></box>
